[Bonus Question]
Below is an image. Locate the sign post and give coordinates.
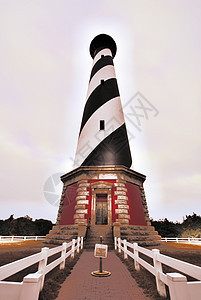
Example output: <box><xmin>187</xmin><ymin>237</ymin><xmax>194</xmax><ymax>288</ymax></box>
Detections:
<box><xmin>91</xmin><ymin>236</ymin><xmax>111</xmax><ymax>277</ymax></box>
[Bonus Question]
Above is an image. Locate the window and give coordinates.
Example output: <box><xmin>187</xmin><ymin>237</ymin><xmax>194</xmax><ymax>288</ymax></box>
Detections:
<box><xmin>100</xmin><ymin>120</ymin><xmax>105</xmax><ymax>130</ymax></box>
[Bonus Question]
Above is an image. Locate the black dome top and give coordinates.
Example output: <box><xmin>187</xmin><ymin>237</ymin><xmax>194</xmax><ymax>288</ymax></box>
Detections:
<box><xmin>90</xmin><ymin>34</ymin><xmax>117</xmax><ymax>59</ymax></box>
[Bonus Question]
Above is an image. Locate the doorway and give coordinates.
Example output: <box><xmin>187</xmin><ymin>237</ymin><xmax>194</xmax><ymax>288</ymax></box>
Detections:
<box><xmin>95</xmin><ymin>193</ymin><xmax>108</xmax><ymax>225</ymax></box>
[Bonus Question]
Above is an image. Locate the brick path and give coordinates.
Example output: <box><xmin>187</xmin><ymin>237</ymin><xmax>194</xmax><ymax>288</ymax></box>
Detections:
<box><xmin>56</xmin><ymin>251</ymin><xmax>150</xmax><ymax>300</ymax></box>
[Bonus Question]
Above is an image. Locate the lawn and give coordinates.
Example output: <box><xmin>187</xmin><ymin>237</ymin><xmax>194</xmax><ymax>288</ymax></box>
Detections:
<box><xmin>0</xmin><ymin>241</ymin><xmax>201</xmax><ymax>300</ymax></box>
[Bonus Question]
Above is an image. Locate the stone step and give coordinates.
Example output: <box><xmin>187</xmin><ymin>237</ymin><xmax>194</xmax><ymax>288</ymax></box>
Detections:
<box><xmin>119</xmin><ymin>225</ymin><xmax>161</xmax><ymax>247</ymax></box>
<box><xmin>45</xmin><ymin>238</ymin><xmax>72</xmax><ymax>245</ymax></box>
<box><xmin>134</xmin><ymin>240</ymin><xmax>161</xmax><ymax>247</ymax></box>
<box><xmin>120</xmin><ymin>225</ymin><xmax>155</xmax><ymax>231</ymax></box>
<box><xmin>123</xmin><ymin>235</ymin><xmax>161</xmax><ymax>242</ymax></box>
<box><xmin>49</xmin><ymin>230</ymin><xmax>78</xmax><ymax>235</ymax></box>
<box><xmin>84</xmin><ymin>225</ymin><xmax>113</xmax><ymax>250</ymax></box>
<box><xmin>87</xmin><ymin>234</ymin><xmax>112</xmax><ymax>238</ymax></box>
<box><xmin>53</xmin><ymin>225</ymin><xmax>78</xmax><ymax>230</ymax></box>
<box><xmin>46</xmin><ymin>234</ymin><xmax>78</xmax><ymax>241</ymax></box>
<box><xmin>121</xmin><ymin>231</ymin><xmax>159</xmax><ymax>237</ymax></box>
<box><xmin>84</xmin><ymin>243</ymin><xmax>114</xmax><ymax>250</ymax></box>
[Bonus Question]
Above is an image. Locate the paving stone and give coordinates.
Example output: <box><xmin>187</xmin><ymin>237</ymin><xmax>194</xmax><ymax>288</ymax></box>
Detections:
<box><xmin>56</xmin><ymin>250</ymin><xmax>150</xmax><ymax>300</ymax></box>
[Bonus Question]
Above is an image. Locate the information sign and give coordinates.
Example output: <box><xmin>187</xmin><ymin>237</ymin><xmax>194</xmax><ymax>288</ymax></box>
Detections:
<box><xmin>94</xmin><ymin>244</ymin><xmax>108</xmax><ymax>258</ymax></box>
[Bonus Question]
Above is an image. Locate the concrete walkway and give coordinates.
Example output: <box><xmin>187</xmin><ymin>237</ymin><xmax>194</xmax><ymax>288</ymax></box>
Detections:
<box><xmin>56</xmin><ymin>251</ymin><xmax>150</xmax><ymax>300</ymax></box>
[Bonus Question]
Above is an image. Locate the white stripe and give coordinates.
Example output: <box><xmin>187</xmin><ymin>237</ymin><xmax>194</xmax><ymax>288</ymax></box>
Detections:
<box><xmin>92</xmin><ymin>48</ymin><xmax>112</xmax><ymax>66</ymax></box>
<box><xmin>74</xmin><ymin>96</ymin><xmax>125</xmax><ymax>167</ymax></box>
<box><xmin>86</xmin><ymin>65</ymin><xmax>116</xmax><ymax>101</ymax></box>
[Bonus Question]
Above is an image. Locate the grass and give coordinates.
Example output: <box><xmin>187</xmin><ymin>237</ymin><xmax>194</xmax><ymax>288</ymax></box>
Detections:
<box><xmin>116</xmin><ymin>242</ymin><xmax>201</xmax><ymax>300</ymax></box>
<box><xmin>0</xmin><ymin>240</ymin><xmax>82</xmax><ymax>300</ymax></box>
<box><xmin>1</xmin><ymin>241</ymin><xmax>201</xmax><ymax>300</ymax></box>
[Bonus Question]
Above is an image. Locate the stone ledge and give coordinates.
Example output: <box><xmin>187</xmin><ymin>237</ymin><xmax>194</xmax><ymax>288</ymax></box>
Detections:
<box><xmin>76</xmin><ymin>209</ymin><xmax>88</xmax><ymax>214</ymax></box>
<box><xmin>73</xmin><ymin>214</ymin><xmax>85</xmax><ymax>219</ymax></box>
<box><xmin>74</xmin><ymin>219</ymin><xmax>87</xmax><ymax>225</ymax></box>
<box><xmin>75</xmin><ymin>204</ymin><xmax>86</xmax><ymax>210</ymax></box>
<box><xmin>116</xmin><ymin>219</ymin><xmax>129</xmax><ymax>224</ymax></box>
<box><xmin>115</xmin><ymin>209</ymin><xmax>128</xmax><ymax>214</ymax></box>
<box><xmin>118</xmin><ymin>214</ymin><xmax>130</xmax><ymax>219</ymax></box>
<box><xmin>114</xmin><ymin>191</ymin><xmax>127</xmax><ymax>196</ymax></box>
<box><xmin>76</xmin><ymin>195</ymin><xmax>87</xmax><ymax>200</ymax></box>
<box><xmin>118</xmin><ymin>205</ymin><xmax>129</xmax><ymax>209</ymax></box>
<box><xmin>115</xmin><ymin>200</ymin><xmax>128</xmax><ymax>205</ymax></box>
<box><xmin>116</xmin><ymin>187</ymin><xmax>127</xmax><ymax>192</ymax></box>
<box><xmin>117</xmin><ymin>195</ymin><xmax>128</xmax><ymax>200</ymax></box>
<box><xmin>77</xmin><ymin>187</ymin><xmax>87</xmax><ymax>192</ymax></box>
<box><xmin>116</xmin><ymin>179</ymin><xmax>126</xmax><ymax>184</ymax></box>
<box><xmin>78</xmin><ymin>183</ymin><xmax>90</xmax><ymax>187</ymax></box>
<box><xmin>77</xmin><ymin>191</ymin><xmax>89</xmax><ymax>196</ymax></box>
<box><xmin>114</xmin><ymin>183</ymin><xmax>125</xmax><ymax>187</ymax></box>
<box><xmin>77</xmin><ymin>200</ymin><xmax>89</xmax><ymax>205</ymax></box>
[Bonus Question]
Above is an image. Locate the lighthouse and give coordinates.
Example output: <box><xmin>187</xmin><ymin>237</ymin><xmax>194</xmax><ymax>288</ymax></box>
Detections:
<box><xmin>75</xmin><ymin>34</ymin><xmax>132</xmax><ymax>168</ymax></box>
<box><xmin>47</xmin><ymin>34</ymin><xmax>161</xmax><ymax>246</ymax></box>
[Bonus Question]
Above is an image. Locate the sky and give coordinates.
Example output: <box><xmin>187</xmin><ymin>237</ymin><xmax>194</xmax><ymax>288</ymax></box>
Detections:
<box><xmin>0</xmin><ymin>0</ymin><xmax>201</xmax><ymax>223</ymax></box>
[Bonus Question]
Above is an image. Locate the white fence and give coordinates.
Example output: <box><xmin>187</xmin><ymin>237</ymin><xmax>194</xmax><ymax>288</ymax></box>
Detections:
<box><xmin>162</xmin><ymin>237</ymin><xmax>201</xmax><ymax>245</ymax></box>
<box><xmin>0</xmin><ymin>236</ymin><xmax>83</xmax><ymax>300</ymax></box>
<box><xmin>0</xmin><ymin>236</ymin><xmax>46</xmax><ymax>242</ymax></box>
<box><xmin>115</xmin><ymin>237</ymin><xmax>201</xmax><ymax>300</ymax></box>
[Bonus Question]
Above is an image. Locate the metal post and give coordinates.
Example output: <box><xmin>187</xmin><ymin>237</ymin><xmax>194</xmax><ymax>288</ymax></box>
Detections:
<box><xmin>100</xmin><ymin>236</ymin><xmax>103</xmax><ymax>272</ymax></box>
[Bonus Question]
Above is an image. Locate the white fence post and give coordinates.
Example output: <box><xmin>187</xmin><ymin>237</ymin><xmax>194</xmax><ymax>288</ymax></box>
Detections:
<box><xmin>114</xmin><ymin>237</ymin><xmax>117</xmax><ymax>250</ymax></box>
<box><xmin>38</xmin><ymin>247</ymin><xmax>49</xmax><ymax>290</ymax></box>
<box><xmin>123</xmin><ymin>239</ymin><xmax>128</xmax><ymax>259</ymax></box>
<box><xmin>71</xmin><ymin>239</ymin><xmax>75</xmax><ymax>258</ymax></box>
<box><xmin>81</xmin><ymin>236</ymin><xmax>83</xmax><ymax>249</ymax></box>
<box><xmin>118</xmin><ymin>238</ymin><xmax>121</xmax><ymax>253</ymax></box>
<box><xmin>167</xmin><ymin>273</ymin><xmax>189</xmax><ymax>300</ymax></box>
<box><xmin>133</xmin><ymin>243</ymin><xmax>140</xmax><ymax>271</ymax></box>
<box><xmin>11</xmin><ymin>236</ymin><xmax>14</xmax><ymax>241</ymax></box>
<box><xmin>152</xmin><ymin>249</ymin><xmax>167</xmax><ymax>297</ymax></box>
<box><xmin>20</xmin><ymin>273</ymin><xmax>42</xmax><ymax>300</ymax></box>
<box><xmin>77</xmin><ymin>237</ymin><xmax>80</xmax><ymax>253</ymax></box>
<box><xmin>60</xmin><ymin>242</ymin><xmax>67</xmax><ymax>270</ymax></box>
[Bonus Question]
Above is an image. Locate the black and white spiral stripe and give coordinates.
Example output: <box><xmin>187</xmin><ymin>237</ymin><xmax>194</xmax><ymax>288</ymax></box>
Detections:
<box><xmin>74</xmin><ymin>47</ymin><xmax>132</xmax><ymax>168</ymax></box>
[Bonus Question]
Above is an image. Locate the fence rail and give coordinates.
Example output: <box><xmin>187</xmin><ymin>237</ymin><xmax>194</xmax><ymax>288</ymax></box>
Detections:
<box><xmin>162</xmin><ymin>237</ymin><xmax>201</xmax><ymax>244</ymax></box>
<box><xmin>115</xmin><ymin>237</ymin><xmax>201</xmax><ymax>300</ymax></box>
<box><xmin>0</xmin><ymin>236</ymin><xmax>83</xmax><ymax>300</ymax></box>
<box><xmin>0</xmin><ymin>236</ymin><xmax>46</xmax><ymax>242</ymax></box>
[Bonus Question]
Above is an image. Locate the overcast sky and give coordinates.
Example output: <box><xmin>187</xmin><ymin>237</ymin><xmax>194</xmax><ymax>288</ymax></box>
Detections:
<box><xmin>1</xmin><ymin>0</ymin><xmax>200</xmax><ymax>223</ymax></box>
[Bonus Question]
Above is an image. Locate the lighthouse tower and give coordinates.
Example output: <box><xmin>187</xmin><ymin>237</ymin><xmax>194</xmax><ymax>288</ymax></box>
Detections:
<box><xmin>75</xmin><ymin>34</ymin><xmax>132</xmax><ymax>168</ymax></box>
<box><xmin>47</xmin><ymin>34</ymin><xmax>161</xmax><ymax>246</ymax></box>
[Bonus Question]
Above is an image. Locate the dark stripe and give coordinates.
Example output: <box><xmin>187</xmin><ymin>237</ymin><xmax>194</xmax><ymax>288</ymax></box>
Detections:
<box><xmin>81</xmin><ymin>124</ymin><xmax>132</xmax><ymax>168</ymax></box>
<box><xmin>90</xmin><ymin>56</ymin><xmax>113</xmax><ymax>81</ymax></box>
<box><xmin>79</xmin><ymin>78</ymin><xmax>119</xmax><ymax>133</ymax></box>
